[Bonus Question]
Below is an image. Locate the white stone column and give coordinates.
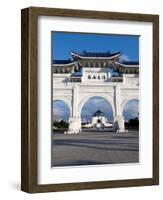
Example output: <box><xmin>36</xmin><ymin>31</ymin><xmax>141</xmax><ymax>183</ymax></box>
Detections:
<box><xmin>113</xmin><ymin>85</ymin><xmax>125</xmax><ymax>132</ymax></box>
<box><xmin>113</xmin><ymin>116</ymin><xmax>125</xmax><ymax>132</ymax></box>
<box><xmin>67</xmin><ymin>84</ymin><xmax>81</xmax><ymax>134</ymax></box>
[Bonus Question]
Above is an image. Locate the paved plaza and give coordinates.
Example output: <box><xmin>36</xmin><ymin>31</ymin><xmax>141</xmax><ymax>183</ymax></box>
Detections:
<box><xmin>52</xmin><ymin>130</ymin><xmax>139</xmax><ymax>167</ymax></box>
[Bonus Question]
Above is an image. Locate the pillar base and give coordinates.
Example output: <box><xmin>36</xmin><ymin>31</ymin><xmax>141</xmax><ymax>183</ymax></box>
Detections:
<box><xmin>113</xmin><ymin>116</ymin><xmax>125</xmax><ymax>132</ymax></box>
<box><xmin>66</xmin><ymin>117</ymin><xmax>81</xmax><ymax>134</ymax></box>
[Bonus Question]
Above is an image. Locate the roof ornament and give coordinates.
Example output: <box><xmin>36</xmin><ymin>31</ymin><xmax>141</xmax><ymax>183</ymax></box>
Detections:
<box><xmin>93</xmin><ymin>110</ymin><xmax>105</xmax><ymax>117</ymax></box>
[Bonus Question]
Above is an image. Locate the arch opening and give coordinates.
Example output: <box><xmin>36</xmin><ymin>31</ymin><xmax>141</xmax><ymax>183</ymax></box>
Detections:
<box><xmin>80</xmin><ymin>96</ymin><xmax>114</xmax><ymax>130</ymax></box>
<box><xmin>53</xmin><ymin>100</ymin><xmax>70</xmax><ymax>131</ymax></box>
<box><xmin>123</xmin><ymin>99</ymin><xmax>139</xmax><ymax>130</ymax></box>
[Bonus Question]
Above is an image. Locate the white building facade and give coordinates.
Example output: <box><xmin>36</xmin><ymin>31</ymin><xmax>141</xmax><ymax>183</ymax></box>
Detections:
<box><xmin>91</xmin><ymin>110</ymin><xmax>112</xmax><ymax>129</ymax></box>
<box><xmin>53</xmin><ymin>51</ymin><xmax>139</xmax><ymax>133</ymax></box>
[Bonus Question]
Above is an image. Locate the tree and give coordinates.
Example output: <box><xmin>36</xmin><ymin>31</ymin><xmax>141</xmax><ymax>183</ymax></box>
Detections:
<box><xmin>125</xmin><ymin>117</ymin><xmax>139</xmax><ymax>129</ymax></box>
<box><xmin>53</xmin><ymin>120</ymin><xmax>69</xmax><ymax>129</ymax></box>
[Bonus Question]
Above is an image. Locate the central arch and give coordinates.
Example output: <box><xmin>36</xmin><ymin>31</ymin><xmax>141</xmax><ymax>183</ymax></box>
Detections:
<box><xmin>80</xmin><ymin>96</ymin><xmax>114</xmax><ymax>124</ymax></box>
<box><xmin>78</xmin><ymin>94</ymin><xmax>115</xmax><ymax>118</ymax></box>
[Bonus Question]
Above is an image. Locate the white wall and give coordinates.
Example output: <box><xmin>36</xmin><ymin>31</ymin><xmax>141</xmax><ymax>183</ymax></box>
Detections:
<box><xmin>0</xmin><ymin>0</ymin><xmax>162</xmax><ymax>199</ymax></box>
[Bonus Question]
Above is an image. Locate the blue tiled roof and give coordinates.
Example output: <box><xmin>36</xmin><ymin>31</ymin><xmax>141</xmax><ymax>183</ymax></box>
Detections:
<box><xmin>73</xmin><ymin>51</ymin><xmax>121</xmax><ymax>57</ymax></box>
<box><xmin>120</xmin><ymin>61</ymin><xmax>139</xmax><ymax>65</ymax></box>
<box><xmin>93</xmin><ymin>110</ymin><xmax>105</xmax><ymax>117</ymax></box>
<box><xmin>53</xmin><ymin>59</ymin><xmax>73</xmax><ymax>64</ymax></box>
<box><xmin>71</xmin><ymin>68</ymin><xmax>83</xmax><ymax>77</ymax></box>
<box><xmin>112</xmin><ymin>72</ymin><xmax>122</xmax><ymax>77</ymax></box>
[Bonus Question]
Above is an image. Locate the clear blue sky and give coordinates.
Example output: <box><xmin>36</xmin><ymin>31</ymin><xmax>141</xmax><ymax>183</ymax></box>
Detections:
<box><xmin>52</xmin><ymin>31</ymin><xmax>139</xmax><ymax>61</ymax></box>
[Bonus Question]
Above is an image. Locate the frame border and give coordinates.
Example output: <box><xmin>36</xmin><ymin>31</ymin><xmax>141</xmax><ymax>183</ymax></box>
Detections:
<box><xmin>21</xmin><ymin>7</ymin><xmax>159</xmax><ymax>193</ymax></box>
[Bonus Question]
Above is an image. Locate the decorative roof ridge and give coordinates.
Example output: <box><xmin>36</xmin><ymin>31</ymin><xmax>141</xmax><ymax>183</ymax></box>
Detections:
<box><xmin>53</xmin><ymin>60</ymin><xmax>77</xmax><ymax>66</ymax></box>
<box><xmin>71</xmin><ymin>51</ymin><xmax>121</xmax><ymax>60</ymax></box>
<box><xmin>116</xmin><ymin>61</ymin><xmax>139</xmax><ymax>67</ymax></box>
<box><xmin>93</xmin><ymin>110</ymin><xmax>105</xmax><ymax>117</ymax></box>
<box><xmin>120</xmin><ymin>60</ymin><xmax>139</xmax><ymax>65</ymax></box>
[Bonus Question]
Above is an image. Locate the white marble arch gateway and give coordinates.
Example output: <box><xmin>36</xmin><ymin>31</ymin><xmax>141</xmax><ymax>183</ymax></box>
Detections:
<box><xmin>53</xmin><ymin>51</ymin><xmax>139</xmax><ymax>133</ymax></box>
<box><xmin>53</xmin><ymin>79</ymin><xmax>139</xmax><ymax>133</ymax></box>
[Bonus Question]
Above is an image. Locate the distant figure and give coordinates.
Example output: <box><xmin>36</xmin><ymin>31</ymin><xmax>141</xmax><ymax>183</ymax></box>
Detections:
<box><xmin>114</xmin><ymin>121</ymin><xmax>119</xmax><ymax>132</ymax></box>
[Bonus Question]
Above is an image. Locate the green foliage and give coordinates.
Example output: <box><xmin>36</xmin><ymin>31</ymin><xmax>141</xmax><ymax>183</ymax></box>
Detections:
<box><xmin>125</xmin><ymin>117</ymin><xmax>139</xmax><ymax>129</ymax></box>
<box><xmin>53</xmin><ymin>120</ymin><xmax>69</xmax><ymax>130</ymax></box>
